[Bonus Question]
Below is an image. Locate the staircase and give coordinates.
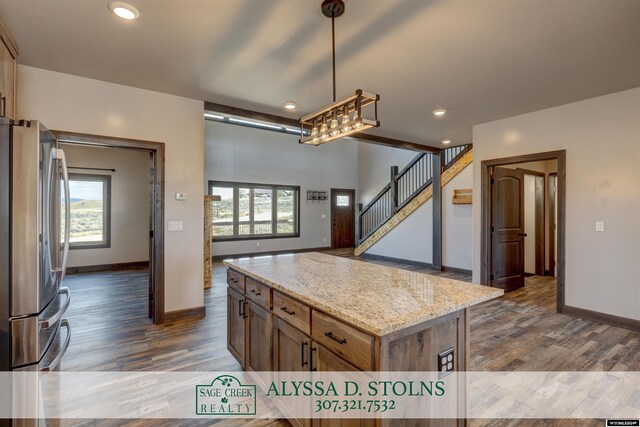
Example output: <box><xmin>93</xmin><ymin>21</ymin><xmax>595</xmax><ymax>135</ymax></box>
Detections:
<box><xmin>355</xmin><ymin>144</ymin><xmax>473</xmax><ymax>256</ymax></box>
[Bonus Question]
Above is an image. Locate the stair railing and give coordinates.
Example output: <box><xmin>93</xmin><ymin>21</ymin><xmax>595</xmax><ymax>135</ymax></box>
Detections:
<box><xmin>356</xmin><ymin>144</ymin><xmax>472</xmax><ymax>246</ymax></box>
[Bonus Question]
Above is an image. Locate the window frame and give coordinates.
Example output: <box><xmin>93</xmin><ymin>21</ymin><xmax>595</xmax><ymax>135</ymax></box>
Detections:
<box><xmin>208</xmin><ymin>180</ymin><xmax>300</xmax><ymax>241</ymax></box>
<box><xmin>67</xmin><ymin>173</ymin><xmax>112</xmax><ymax>250</ymax></box>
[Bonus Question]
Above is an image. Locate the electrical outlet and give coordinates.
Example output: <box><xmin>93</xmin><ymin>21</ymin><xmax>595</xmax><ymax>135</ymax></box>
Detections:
<box><xmin>437</xmin><ymin>348</ymin><xmax>454</xmax><ymax>378</ymax></box>
<box><xmin>175</xmin><ymin>192</ymin><xmax>187</xmax><ymax>201</ymax></box>
<box><xmin>595</xmin><ymin>221</ymin><xmax>605</xmax><ymax>232</ymax></box>
<box><xmin>256</xmin><ymin>242</ymin><xmax>260</xmax><ymax>247</ymax></box>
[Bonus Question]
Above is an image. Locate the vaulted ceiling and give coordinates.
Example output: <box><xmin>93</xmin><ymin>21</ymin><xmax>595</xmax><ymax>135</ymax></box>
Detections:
<box><xmin>1</xmin><ymin>0</ymin><xmax>639</xmax><ymax>147</ymax></box>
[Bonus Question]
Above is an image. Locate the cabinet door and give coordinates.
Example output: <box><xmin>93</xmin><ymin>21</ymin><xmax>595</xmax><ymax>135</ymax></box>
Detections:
<box><xmin>227</xmin><ymin>287</ymin><xmax>246</xmax><ymax>369</ymax></box>
<box><xmin>273</xmin><ymin>317</ymin><xmax>310</xmax><ymax>372</ymax></box>
<box><xmin>313</xmin><ymin>345</ymin><xmax>374</xmax><ymax>427</ymax></box>
<box><xmin>246</xmin><ymin>300</ymin><xmax>273</xmax><ymax>373</ymax></box>
<box><xmin>0</xmin><ymin>38</ymin><xmax>15</xmax><ymax>118</ymax></box>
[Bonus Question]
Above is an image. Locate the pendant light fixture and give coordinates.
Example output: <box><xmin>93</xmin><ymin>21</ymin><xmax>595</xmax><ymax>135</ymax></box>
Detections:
<box><xmin>299</xmin><ymin>0</ymin><xmax>380</xmax><ymax>146</ymax></box>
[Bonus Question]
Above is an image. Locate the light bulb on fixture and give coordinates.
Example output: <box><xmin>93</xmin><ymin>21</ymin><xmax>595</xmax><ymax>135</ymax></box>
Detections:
<box><xmin>432</xmin><ymin>108</ymin><xmax>447</xmax><ymax>117</ymax></box>
<box><xmin>340</xmin><ymin>106</ymin><xmax>351</xmax><ymax>132</ymax></box>
<box><xmin>330</xmin><ymin>111</ymin><xmax>339</xmax><ymax>136</ymax></box>
<box><xmin>311</xmin><ymin>120</ymin><xmax>319</xmax><ymax>143</ymax></box>
<box><xmin>320</xmin><ymin>117</ymin><xmax>328</xmax><ymax>139</ymax></box>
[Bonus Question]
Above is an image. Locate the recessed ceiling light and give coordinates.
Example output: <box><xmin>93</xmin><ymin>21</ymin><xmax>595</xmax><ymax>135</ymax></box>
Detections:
<box><xmin>432</xmin><ymin>108</ymin><xmax>447</xmax><ymax>117</ymax></box>
<box><xmin>442</xmin><ymin>139</ymin><xmax>452</xmax><ymax>145</ymax></box>
<box><xmin>283</xmin><ymin>101</ymin><xmax>297</xmax><ymax>110</ymax></box>
<box><xmin>108</xmin><ymin>2</ymin><xmax>140</xmax><ymax>20</ymax></box>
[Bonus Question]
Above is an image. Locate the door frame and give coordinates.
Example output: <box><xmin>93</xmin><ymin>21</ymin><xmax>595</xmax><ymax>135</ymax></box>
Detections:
<box><xmin>53</xmin><ymin>130</ymin><xmax>166</xmax><ymax>324</ymax></box>
<box><xmin>330</xmin><ymin>188</ymin><xmax>356</xmax><ymax>249</ymax></box>
<box><xmin>548</xmin><ymin>172</ymin><xmax>558</xmax><ymax>277</ymax></box>
<box><xmin>517</xmin><ymin>168</ymin><xmax>545</xmax><ymax>276</ymax></box>
<box><xmin>481</xmin><ymin>150</ymin><xmax>566</xmax><ymax>313</ymax></box>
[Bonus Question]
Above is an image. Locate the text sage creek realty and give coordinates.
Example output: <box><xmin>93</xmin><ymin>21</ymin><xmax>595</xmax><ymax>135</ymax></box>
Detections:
<box><xmin>267</xmin><ymin>380</ymin><xmax>446</xmax><ymax>398</ymax></box>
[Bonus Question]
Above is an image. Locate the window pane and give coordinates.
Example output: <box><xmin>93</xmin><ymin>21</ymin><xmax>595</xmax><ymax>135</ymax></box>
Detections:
<box><xmin>211</xmin><ymin>186</ymin><xmax>234</xmax><ymax>237</ymax></box>
<box><xmin>238</xmin><ymin>188</ymin><xmax>251</xmax><ymax>235</ymax></box>
<box><xmin>69</xmin><ymin>179</ymin><xmax>104</xmax><ymax>243</ymax></box>
<box><xmin>277</xmin><ymin>189</ymin><xmax>295</xmax><ymax>234</ymax></box>
<box><xmin>253</xmin><ymin>188</ymin><xmax>272</xmax><ymax>235</ymax></box>
<box><xmin>336</xmin><ymin>195</ymin><xmax>350</xmax><ymax>207</ymax></box>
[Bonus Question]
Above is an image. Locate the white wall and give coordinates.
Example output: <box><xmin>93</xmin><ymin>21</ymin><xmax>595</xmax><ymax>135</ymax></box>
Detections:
<box><xmin>18</xmin><ymin>65</ymin><xmax>205</xmax><ymax>313</ymax></box>
<box><xmin>62</xmin><ymin>144</ymin><xmax>149</xmax><ymax>268</ymax></box>
<box><xmin>357</xmin><ymin>143</ymin><xmax>416</xmax><ymax>205</ymax></box>
<box><xmin>366</xmin><ymin>200</ymin><xmax>433</xmax><ymax>264</ymax></box>
<box><xmin>205</xmin><ymin>120</ymin><xmax>358</xmax><ymax>256</ymax></box>
<box><xmin>472</xmin><ymin>88</ymin><xmax>640</xmax><ymax>321</ymax></box>
<box><xmin>442</xmin><ymin>164</ymin><xmax>473</xmax><ymax>270</ymax></box>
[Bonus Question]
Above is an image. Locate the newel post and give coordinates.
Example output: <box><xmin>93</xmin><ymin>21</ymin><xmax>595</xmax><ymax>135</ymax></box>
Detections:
<box><xmin>355</xmin><ymin>203</ymin><xmax>363</xmax><ymax>245</ymax></box>
<box><xmin>390</xmin><ymin>166</ymin><xmax>399</xmax><ymax>212</ymax></box>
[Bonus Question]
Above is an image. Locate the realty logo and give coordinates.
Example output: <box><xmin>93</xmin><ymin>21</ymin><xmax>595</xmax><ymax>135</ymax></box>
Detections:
<box><xmin>196</xmin><ymin>375</ymin><xmax>257</xmax><ymax>416</ymax></box>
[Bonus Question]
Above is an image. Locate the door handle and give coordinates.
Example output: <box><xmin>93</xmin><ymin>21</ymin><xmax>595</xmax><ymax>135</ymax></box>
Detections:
<box><xmin>518</xmin><ymin>233</ymin><xmax>528</xmax><ymax>237</ymax></box>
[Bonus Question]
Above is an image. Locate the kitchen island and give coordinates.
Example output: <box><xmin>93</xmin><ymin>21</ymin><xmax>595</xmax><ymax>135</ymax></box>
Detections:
<box><xmin>224</xmin><ymin>252</ymin><xmax>503</xmax><ymax>426</ymax></box>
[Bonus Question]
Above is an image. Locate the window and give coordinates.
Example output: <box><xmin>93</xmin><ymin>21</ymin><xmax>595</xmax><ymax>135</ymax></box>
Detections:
<box><xmin>66</xmin><ymin>174</ymin><xmax>111</xmax><ymax>249</ymax></box>
<box><xmin>208</xmin><ymin>181</ymin><xmax>299</xmax><ymax>240</ymax></box>
<box><xmin>336</xmin><ymin>195</ymin><xmax>350</xmax><ymax>207</ymax></box>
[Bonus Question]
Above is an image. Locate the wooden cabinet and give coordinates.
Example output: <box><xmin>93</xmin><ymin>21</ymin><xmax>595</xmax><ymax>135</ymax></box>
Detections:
<box><xmin>246</xmin><ymin>300</ymin><xmax>273</xmax><ymax>373</ymax></box>
<box><xmin>0</xmin><ymin>17</ymin><xmax>18</xmax><ymax>119</ymax></box>
<box><xmin>227</xmin><ymin>286</ymin><xmax>246</xmax><ymax>368</ymax></box>
<box><xmin>273</xmin><ymin>317</ymin><xmax>311</xmax><ymax>372</ymax></box>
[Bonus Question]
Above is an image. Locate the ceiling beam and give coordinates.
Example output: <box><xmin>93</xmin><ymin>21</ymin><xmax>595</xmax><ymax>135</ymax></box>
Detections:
<box><xmin>204</xmin><ymin>101</ymin><xmax>441</xmax><ymax>153</ymax></box>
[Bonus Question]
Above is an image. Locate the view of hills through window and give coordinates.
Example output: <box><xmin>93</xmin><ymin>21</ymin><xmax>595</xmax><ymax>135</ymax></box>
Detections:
<box><xmin>66</xmin><ymin>178</ymin><xmax>106</xmax><ymax>244</ymax></box>
<box><xmin>211</xmin><ymin>184</ymin><xmax>297</xmax><ymax>238</ymax></box>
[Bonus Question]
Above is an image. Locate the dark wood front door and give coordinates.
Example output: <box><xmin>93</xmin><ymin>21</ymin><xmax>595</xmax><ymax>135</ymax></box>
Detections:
<box><xmin>331</xmin><ymin>189</ymin><xmax>355</xmax><ymax>249</ymax></box>
<box><xmin>491</xmin><ymin>167</ymin><xmax>525</xmax><ymax>291</ymax></box>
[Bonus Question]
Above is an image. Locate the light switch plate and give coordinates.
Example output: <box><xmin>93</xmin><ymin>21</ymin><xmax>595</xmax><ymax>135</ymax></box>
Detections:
<box><xmin>175</xmin><ymin>193</ymin><xmax>187</xmax><ymax>201</ymax></box>
<box><xmin>321</xmin><ymin>214</ymin><xmax>327</xmax><ymax>219</ymax></box>
<box><xmin>168</xmin><ymin>221</ymin><xmax>183</xmax><ymax>231</ymax></box>
<box><xmin>595</xmin><ymin>221</ymin><xmax>605</xmax><ymax>232</ymax></box>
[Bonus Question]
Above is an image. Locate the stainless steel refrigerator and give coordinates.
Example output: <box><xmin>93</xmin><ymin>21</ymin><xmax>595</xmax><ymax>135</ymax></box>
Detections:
<box><xmin>0</xmin><ymin>117</ymin><xmax>71</xmax><ymax>372</ymax></box>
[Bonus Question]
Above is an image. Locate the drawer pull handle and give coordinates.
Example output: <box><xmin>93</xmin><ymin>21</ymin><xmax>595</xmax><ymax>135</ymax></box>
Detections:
<box><xmin>324</xmin><ymin>331</ymin><xmax>347</xmax><ymax>345</ymax></box>
<box><xmin>301</xmin><ymin>341</ymin><xmax>309</xmax><ymax>367</ymax></box>
<box><xmin>249</xmin><ymin>289</ymin><xmax>261</xmax><ymax>296</ymax></box>
<box><xmin>280</xmin><ymin>306</ymin><xmax>295</xmax><ymax>316</ymax></box>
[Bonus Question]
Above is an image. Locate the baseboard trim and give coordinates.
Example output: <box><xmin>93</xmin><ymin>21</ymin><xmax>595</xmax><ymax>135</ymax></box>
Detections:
<box><xmin>213</xmin><ymin>246</ymin><xmax>332</xmax><ymax>262</ymax></box>
<box><xmin>360</xmin><ymin>253</ymin><xmax>434</xmax><ymax>269</ymax></box>
<box><xmin>66</xmin><ymin>261</ymin><xmax>149</xmax><ymax>275</ymax></box>
<box><xmin>563</xmin><ymin>305</ymin><xmax>640</xmax><ymax>332</ymax></box>
<box><xmin>164</xmin><ymin>306</ymin><xmax>206</xmax><ymax>322</ymax></box>
<box><xmin>442</xmin><ymin>265</ymin><xmax>473</xmax><ymax>276</ymax></box>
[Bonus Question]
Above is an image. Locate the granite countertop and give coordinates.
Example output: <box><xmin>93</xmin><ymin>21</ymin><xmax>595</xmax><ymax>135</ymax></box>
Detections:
<box><xmin>224</xmin><ymin>252</ymin><xmax>503</xmax><ymax>336</ymax></box>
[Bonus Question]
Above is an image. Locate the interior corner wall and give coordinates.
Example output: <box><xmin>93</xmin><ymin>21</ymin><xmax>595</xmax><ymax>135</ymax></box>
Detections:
<box><xmin>472</xmin><ymin>87</ymin><xmax>640</xmax><ymax>321</ymax></box>
<box><xmin>442</xmin><ymin>164</ymin><xmax>472</xmax><ymax>270</ymax></box>
<box><xmin>17</xmin><ymin>65</ymin><xmax>205</xmax><ymax>313</ymax></box>
<box><xmin>365</xmin><ymin>199</ymin><xmax>433</xmax><ymax>264</ymax></box>
<box><xmin>204</xmin><ymin>120</ymin><xmax>358</xmax><ymax>256</ymax></box>
<box><xmin>357</xmin><ymin>142</ymin><xmax>416</xmax><ymax>205</ymax></box>
<box><xmin>62</xmin><ymin>144</ymin><xmax>150</xmax><ymax>268</ymax></box>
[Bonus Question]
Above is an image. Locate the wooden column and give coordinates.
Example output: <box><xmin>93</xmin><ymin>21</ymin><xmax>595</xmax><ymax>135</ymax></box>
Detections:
<box><xmin>204</xmin><ymin>195</ymin><xmax>220</xmax><ymax>289</ymax></box>
<box><xmin>432</xmin><ymin>153</ymin><xmax>443</xmax><ymax>271</ymax></box>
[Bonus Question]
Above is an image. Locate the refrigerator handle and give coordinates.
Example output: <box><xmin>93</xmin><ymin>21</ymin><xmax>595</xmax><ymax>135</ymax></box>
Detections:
<box><xmin>41</xmin><ymin>319</ymin><xmax>71</xmax><ymax>372</ymax></box>
<box><xmin>58</xmin><ymin>148</ymin><xmax>71</xmax><ymax>282</ymax></box>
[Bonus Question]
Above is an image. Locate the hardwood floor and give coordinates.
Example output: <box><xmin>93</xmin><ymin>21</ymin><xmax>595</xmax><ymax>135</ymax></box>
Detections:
<box><xmin>60</xmin><ymin>252</ymin><xmax>640</xmax><ymax>426</ymax></box>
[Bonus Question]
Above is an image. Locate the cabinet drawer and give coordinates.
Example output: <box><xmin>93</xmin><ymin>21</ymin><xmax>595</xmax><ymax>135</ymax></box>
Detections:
<box><xmin>273</xmin><ymin>291</ymin><xmax>310</xmax><ymax>335</ymax></box>
<box><xmin>246</xmin><ymin>277</ymin><xmax>271</xmax><ymax>308</ymax></box>
<box><xmin>227</xmin><ymin>269</ymin><xmax>245</xmax><ymax>293</ymax></box>
<box><xmin>312</xmin><ymin>310</ymin><xmax>374</xmax><ymax>371</ymax></box>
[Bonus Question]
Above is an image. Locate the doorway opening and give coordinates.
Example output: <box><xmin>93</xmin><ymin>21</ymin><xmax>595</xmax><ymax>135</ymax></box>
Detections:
<box><xmin>481</xmin><ymin>150</ymin><xmax>565</xmax><ymax>313</ymax></box>
<box><xmin>53</xmin><ymin>131</ymin><xmax>165</xmax><ymax>324</ymax></box>
<box><xmin>331</xmin><ymin>188</ymin><xmax>355</xmax><ymax>249</ymax></box>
